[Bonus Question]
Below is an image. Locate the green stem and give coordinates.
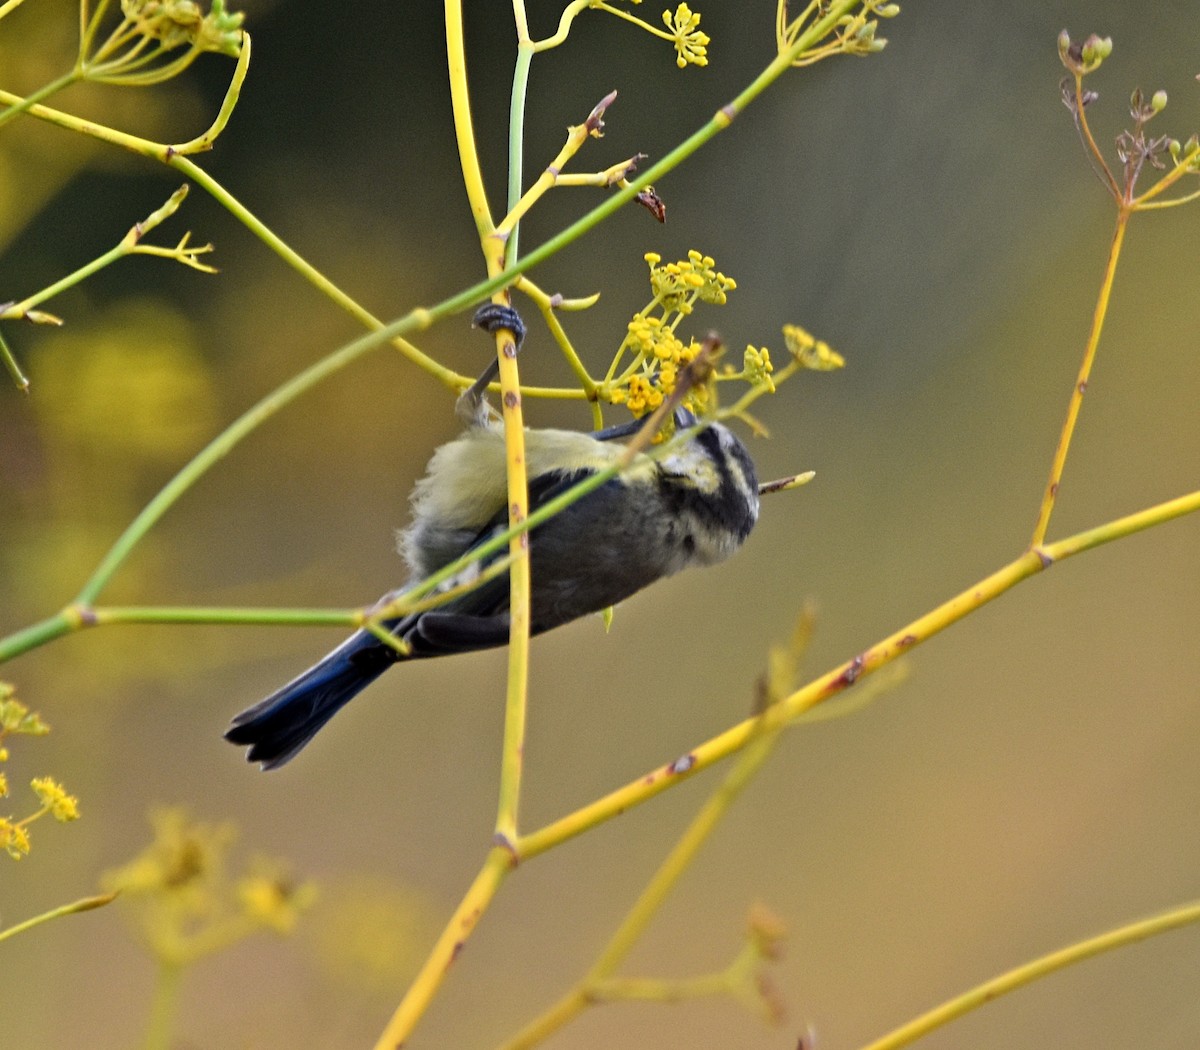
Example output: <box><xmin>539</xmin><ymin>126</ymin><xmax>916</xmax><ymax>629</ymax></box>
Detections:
<box><xmin>85</xmin><ymin>34</ymin><xmax>155</xmax><ymax>78</ymax></box>
<box><xmin>0</xmin><ymin>893</ymin><xmax>116</xmax><ymax>944</ymax></box>
<box><xmin>495</xmin><ymin>0</ymin><xmax>861</xmax><ymax>281</ymax></box>
<box><xmin>97</xmin><ymin>47</ymin><xmax>203</xmax><ymax>88</ymax></box>
<box><xmin>506</xmin><ymin>39</ymin><xmax>533</xmax><ymax>268</ymax></box>
<box><xmin>0</xmin><ymin>327</ymin><xmax>29</xmax><ymax>392</ymax></box>
<box><xmin>91</xmin><ymin>605</ymin><xmax>360</xmax><ymax>627</ymax></box>
<box><xmin>2</xmin><ymin>185</ymin><xmax>193</xmax><ymax>320</ymax></box>
<box><xmin>168</xmin><ymin>157</ymin><xmax>457</xmax><ymax>387</ymax></box>
<box><xmin>171</xmin><ymin>31</ymin><xmax>252</xmax><ymax>154</ymax></box>
<box><xmin>0</xmin><ymin>68</ymin><xmax>80</xmax><ymax>130</ymax></box>
<box><xmin>1</xmin><ymin>0</ymin><xmax>863</xmax><ymax>650</ymax></box>
<box><xmin>79</xmin><ymin>0</ymin><xmax>116</xmax><ymax>59</ymax></box>
<box><xmin>70</xmin><ymin>307</ymin><xmax>429</xmax><ymax>606</ymax></box>
<box><xmin>143</xmin><ymin>961</ymin><xmax>184</xmax><ymax>1050</ymax></box>
<box><xmin>0</xmin><ymin>612</ymin><xmax>75</xmax><ymax>663</ymax></box>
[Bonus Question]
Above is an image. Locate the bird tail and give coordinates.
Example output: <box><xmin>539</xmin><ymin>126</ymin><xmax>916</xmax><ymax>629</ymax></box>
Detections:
<box><xmin>225</xmin><ymin>629</ymin><xmax>403</xmax><ymax>769</ymax></box>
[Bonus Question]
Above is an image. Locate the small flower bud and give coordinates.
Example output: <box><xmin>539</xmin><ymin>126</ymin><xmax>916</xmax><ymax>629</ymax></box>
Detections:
<box><xmin>1081</xmin><ymin>34</ymin><xmax>1112</xmax><ymax>66</ymax></box>
<box><xmin>1060</xmin><ymin>30</ymin><xmax>1112</xmax><ymax>75</ymax></box>
<box><xmin>1151</xmin><ymin>90</ymin><xmax>1168</xmax><ymax>113</ymax></box>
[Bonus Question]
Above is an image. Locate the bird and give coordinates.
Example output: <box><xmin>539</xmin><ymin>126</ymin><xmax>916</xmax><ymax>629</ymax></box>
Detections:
<box><xmin>225</xmin><ymin>306</ymin><xmax>760</xmax><ymax>769</ymax></box>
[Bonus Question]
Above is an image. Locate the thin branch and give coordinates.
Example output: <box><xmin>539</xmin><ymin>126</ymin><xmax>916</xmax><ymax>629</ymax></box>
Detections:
<box><xmin>858</xmin><ymin>899</ymin><xmax>1200</xmax><ymax>1050</ymax></box>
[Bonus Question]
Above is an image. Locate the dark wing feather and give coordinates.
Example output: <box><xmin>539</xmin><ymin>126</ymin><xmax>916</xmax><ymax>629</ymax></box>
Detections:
<box><xmin>226</xmin><ymin>466</ymin><xmax>601</xmax><ymax>766</ymax></box>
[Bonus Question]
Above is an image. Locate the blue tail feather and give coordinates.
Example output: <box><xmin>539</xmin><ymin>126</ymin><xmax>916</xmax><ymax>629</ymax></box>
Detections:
<box><xmin>225</xmin><ymin>630</ymin><xmax>400</xmax><ymax>769</ymax></box>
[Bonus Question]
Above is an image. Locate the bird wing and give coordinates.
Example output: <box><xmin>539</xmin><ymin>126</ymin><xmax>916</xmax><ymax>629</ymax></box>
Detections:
<box><xmin>399</xmin><ymin>466</ymin><xmax>598</xmax><ymax>654</ymax></box>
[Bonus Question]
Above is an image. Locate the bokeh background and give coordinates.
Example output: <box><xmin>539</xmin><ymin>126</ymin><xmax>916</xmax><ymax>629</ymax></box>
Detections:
<box><xmin>2</xmin><ymin>1</ymin><xmax>1199</xmax><ymax>1048</ymax></box>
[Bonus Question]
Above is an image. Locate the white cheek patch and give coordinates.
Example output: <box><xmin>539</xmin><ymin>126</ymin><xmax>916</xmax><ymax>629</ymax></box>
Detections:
<box><xmin>659</xmin><ymin>447</ymin><xmax>720</xmax><ymax>494</ymax></box>
<box><xmin>726</xmin><ymin>458</ymin><xmax>752</xmax><ymax>502</ymax></box>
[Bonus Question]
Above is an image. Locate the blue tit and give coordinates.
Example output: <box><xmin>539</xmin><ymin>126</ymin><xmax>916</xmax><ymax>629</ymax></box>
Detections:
<box><xmin>225</xmin><ymin>309</ymin><xmax>760</xmax><ymax>769</ymax></box>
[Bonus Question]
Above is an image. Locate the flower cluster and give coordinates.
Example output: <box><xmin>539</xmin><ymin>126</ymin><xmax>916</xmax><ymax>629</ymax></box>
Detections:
<box><xmin>741</xmin><ymin>345</ymin><xmax>775</xmax><ymax>392</ymax></box>
<box><xmin>1056</xmin><ymin>32</ymin><xmax>1200</xmax><ymax>206</ymax></box>
<box><xmin>0</xmin><ymin>685</ymin><xmax>79</xmax><ymax>860</ymax></box>
<box><xmin>601</xmin><ymin>253</ymin><xmax>845</xmax><ymax>428</ymax></box>
<box><xmin>665</xmin><ymin>4</ymin><xmax>709</xmax><ymax>68</ymax></box>
<box><xmin>783</xmin><ymin>323</ymin><xmax>845</xmax><ymax>371</ymax></box>
<box><xmin>1057</xmin><ymin>29</ymin><xmax>1112</xmax><ymax>77</ymax></box>
<box><xmin>777</xmin><ymin>0</ymin><xmax>899</xmax><ymax>66</ymax></box>
<box><xmin>120</xmin><ymin>0</ymin><xmax>244</xmax><ymax>57</ymax></box>
<box><xmin>81</xmin><ymin>0</ymin><xmax>245</xmax><ymax>87</ymax></box>
<box><xmin>646</xmin><ymin>249</ymin><xmax>736</xmax><ymax>311</ymax></box>
<box><xmin>30</xmin><ymin>777</ymin><xmax>80</xmax><ymax>822</ymax></box>
<box><xmin>104</xmin><ymin>807</ymin><xmax>315</xmax><ymax>963</ymax></box>
<box><xmin>594</xmin><ymin>1</ymin><xmax>710</xmax><ymax>70</ymax></box>
<box><xmin>613</xmin><ymin>314</ymin><xmax>704</xmax><ymax>415</ymax></box>
<box><xmin>604</xmin><ymin>250</ymin><xmax>735</xmax><ymax>419</ymax></box>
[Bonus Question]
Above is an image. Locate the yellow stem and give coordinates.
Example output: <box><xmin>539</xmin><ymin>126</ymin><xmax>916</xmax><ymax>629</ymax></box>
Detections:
<box><xmin>1041</xmin><ymin>486</ymin><xmax>1200</xmax><ymax>558</ymax></box>
<box><xmin>170</xmin><ymin>31</ymin><xmax>252</xmax><ymax>154</ymax></box>
<box><xmin>496</xmin><ymin>92</ymin><xmax>617</xmax><ymax>238</ymax></box>
<box><xmin>593</xmin><ymin>2</ymin><xmax>671</xmax><ymax>42</ymax></box>
<box><xmin>1072</xmin><ymin>73</ymin><xmax>1121</xmax><ymax>200</ymax></box>
<box><xmin>171</xmin><ymin>156</ymin><xmax>458</xmax><ymax>388</ymax></box>
<box><xmin>500</xmin><ymin>706</ymin><xmax>787</xmax><ymax>1049</ymax></box>
<box><xmin>590</xmin><ymin>971</ymin><xmax>730</xmax><ymax>1002</ymax></box>
<box><xmin>515</xmin><ymin>275</ymin><xmax>600</xmax><ymax>408</ymax></box>
<box><xmin>1134</xmin><ymin>183</ymin><xmax>1200</xmax><ymax>210</ymax></box>
<box><xmin>445</xmin><ymin>0</ymin><xmax>495</xmax><ymax>238</ymax></box>
<box><xmin>0</xmin><ymin>89</ymin><xmax>169</xmax><ymax>158</ymax></box>
<box><xmin>372</xmin><ymin>847</ymin><xmax>513</xmax><ymax>1050</ymax></box>
<box><xmin>1133</xmin><ymin>145</ymin><xmax>1200</xmax><ymax>207</ymax></box>
<box><xmin>517</xmin><ymin>482</ymin><xmax>1200</xmax><ymax>858</ymax></box>
<box><xmin>858</xmin><ymin>899</ymin><xmax>1200</xmax><ymax>1050</ymax></box>
<box><xmin>142</xmin><ymin>961</ymin><xmax>184</xmax><ymax>1050</ymax></box>
<box><xmin>529</xmin><ymin>0</ymin><xmax>590</xmax><ymax>51</ymax></box>
<box><xmin>491</xmin><ymin>287</ymin><xmax>531</xmax><ymax>845</ymax></box>
<box><xmin>442</xmin><ymin>0</ymin><xmax>533</xmax><ymax>847</ymax></box>
<box><xmin>15</xmin><ymin>803</ymin><xmax>51</xmax><ymax>830</ymax></box>
<box><xmin>468</xmin><ymin>3</ymin><xmax>533</xmax><ymax>843</ymax></box>
<box><xmin>1029</xmin><ymin>208</ymin><xmax>1128</xmax><ymax>546</ymax></box>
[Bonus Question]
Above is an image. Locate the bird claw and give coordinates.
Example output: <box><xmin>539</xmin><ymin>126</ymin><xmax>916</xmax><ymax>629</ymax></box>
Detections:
<box><xmin>472</xmin><ymin>303</ymin><xmax>526</xmax><ymax>351</ymax></box>
<box><xmin>457</xmin><ymin>303</ymin><xmax>528</xmax><ymax>426</ymax></box>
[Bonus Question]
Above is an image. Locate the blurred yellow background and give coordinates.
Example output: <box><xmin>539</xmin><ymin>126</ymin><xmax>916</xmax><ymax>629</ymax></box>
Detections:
<box><xmin>2</xmin><ymin>2</ymin><xmax>1199</xmax><ymax>1048</ymax></box>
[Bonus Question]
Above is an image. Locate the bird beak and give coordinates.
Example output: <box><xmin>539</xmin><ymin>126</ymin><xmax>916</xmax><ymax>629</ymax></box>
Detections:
<box><xmin>672</xmin><ymin>406</ymin><xmax>698</xmax><ymax>429</ymax></box>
